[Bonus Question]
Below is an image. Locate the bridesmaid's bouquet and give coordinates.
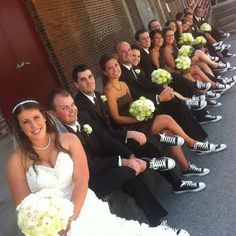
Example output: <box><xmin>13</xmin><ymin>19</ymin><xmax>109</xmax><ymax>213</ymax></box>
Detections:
<box><xmin>129</xmin><ymin>96</ymin><xmax>155</xmax><ymax>121</ymax></box>
<box><xmin>192</xmin><ymin>36</ymin><xmax>207</xmax><ymax>46</ymax></box>
<box><xmin>178</xmin><ymin>45</ymin><xmax>195</xmax><ymax>57</ymax></box>
<box><xmin>175</xmin><ymin>56</ymin><xmax>192</xmax><ymax>74</ymax></box>
<box><xmin>16</xmin><ymin>189</ymin><xmax>74</xmax><ymax>236</ymax></box>
<box><xmin>151</xmin><ymin>69</ymin><xmax>173</xmax><ymax>86</ymax></box>
<box><xmin>178</xmin><ymin>33</ymin><xmax>194</xmax><ymax>45</ymax></box>
<box><xmin>200</xmin><ymin>23</ymin><xmax>212</xmax><ymax>32</ymax></box>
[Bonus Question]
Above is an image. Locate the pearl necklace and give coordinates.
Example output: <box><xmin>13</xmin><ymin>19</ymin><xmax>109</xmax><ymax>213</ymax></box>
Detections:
<box><xmin>33</xmin><ymin>135</ymin><xmax>51</xmax><ymax>150</ymax></box>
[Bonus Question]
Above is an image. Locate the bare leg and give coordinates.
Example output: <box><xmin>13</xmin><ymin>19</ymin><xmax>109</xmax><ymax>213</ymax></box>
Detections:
<box><xmin>169</xmin><ymin>146</ymin><xmax>189</xmax><ymax>171</ymax></box>
<box><xmin>196</xmin><ymin>61</ymin><xmax>215</xmax><ymax>77</ymax></box>
<box><xmin>193</xmin><ymin>50</ymin><xmax>218</xmax><ymax>68</ymax></box>
<box><xmin>150</xmin><ymin>114</ymin><xmax>196</xmax><ymax>147</ymax></box>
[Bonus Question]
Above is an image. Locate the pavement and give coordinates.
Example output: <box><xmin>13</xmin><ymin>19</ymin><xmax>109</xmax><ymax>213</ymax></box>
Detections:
<box><xmin>1</xmin><ymin>0</ymin><xmax>236</xmax><ymax>235</ymax></box>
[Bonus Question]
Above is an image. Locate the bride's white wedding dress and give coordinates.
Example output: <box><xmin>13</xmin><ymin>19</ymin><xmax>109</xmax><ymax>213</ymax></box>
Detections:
<box><xmin>26</xmin><ymin>152</ymin><xmax>188</xmax><ymax>236</ymax></box>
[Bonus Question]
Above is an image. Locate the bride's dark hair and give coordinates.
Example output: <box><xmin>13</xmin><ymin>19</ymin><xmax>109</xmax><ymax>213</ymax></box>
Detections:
<box><xmin>12</xmin><ymin>100</ymin><xmax>69</xmax><ymax>167</ymax></box>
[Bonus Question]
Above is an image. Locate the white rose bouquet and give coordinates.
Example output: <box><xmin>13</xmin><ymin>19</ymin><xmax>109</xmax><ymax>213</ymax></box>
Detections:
<box><xmin>192</xmin><ymin>36</ymin><xmax>207</xmax><ymax>46</ymax></box>
<box><xmin>129</xmin><ymin>96</ymin><xmax>155</xmax><ymax>121</ymax></box>
<box><xmin>16</xmin><ymin>189</ymin><xmax>74</xmax><ymax>236</ymax></box>
<box><xmin>151</xmin><ymin>69</ymin><xmax>173</xmax><ymax>86</ymax></box>
<box><xmin>178</xmin><ymin>33</ymin><xmax>194</xmax><ymax>45</ymax></box>
<box><xmin>178</xmin><ymin>45</ymin><xmax>195</xmax><ymax>57</ymax></box>
<box><xmin>200</xmin><ymin>23</ymin><xmax>212</xmax><ymax>32</ymax></box>
<box><xmin>175</xmin><ymin>56</ymin><xmax>192</xmax><ymax>74</ymax></box>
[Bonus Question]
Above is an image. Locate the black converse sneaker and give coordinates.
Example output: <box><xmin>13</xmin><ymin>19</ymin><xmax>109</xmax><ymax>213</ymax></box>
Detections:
<box><xmin>189</xmin><ymin>141</ymin><xmax>216</xmax><ymax>154</ymax></box>
<box><xmin>206</xmin><ymin>91</ymin><xmax>221</xmax><ymax>100</ymax></box>
<box><xmin>173</xmin><ymin>180</ymin><xmax>206</xmax><ymax>194</ymax></box>
<box><xmin>199</xmin><ymin>114</ymin><xmax>222</xmax><ymax>124</ymax></box>
<box><xmin>206</xmin><ymin>99</ymin><xmax>222</xmax><ymax>107</ymax></box>
<box><xmin>182</xmin><ymin>163</ymin><xmax>210</xmax><ymax>177</ymax></box>
<box><xmin>160</xmin><ymin>220</ymin><xmax>190</xmax><ymax>236</ymax></box>
<box><xmin>157</xmin><ymin>133</ymin><xmax>184</xmax><ymax>146</ymax></box>
<box><xmin>185</xmin><ymin>98</ymin><xmax>207</xmax><ymax>110</ymax></box>
<box><xmin>147</xmin><ymin>157</ymin><xmax>176</xmax><ymax>171</ymax></box>
<box><xmin>194</xmin><ymin>81</ymin><xmax>211</xmax><ymax>90</ymax></box>
<box><xmin>213</xmin><ymin>144</ymin><xmax>227</xmax><ymax>153</ymax></box>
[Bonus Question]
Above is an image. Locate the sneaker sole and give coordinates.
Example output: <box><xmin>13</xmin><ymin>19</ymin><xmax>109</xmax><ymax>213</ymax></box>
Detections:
<box><xmin>199</xmin><ymin>116</ymin><xmax>222</xmax><ymax>124</ymax></box>
<box><xmin>213</xmin><ymin>144</ymin><xmax>227</xmax><ymax>153</ymax></box>
<box><xmin>173</xmin><ymin>184</ymin><xmax>206</xmax><ymax>194</ymax></box>
<box><xmin>206</xmin><ymin>102</ymin><xmax>222</xmax><ymax>107</ymax></box>
<box><xmin>182</xmin><ymin>169</ymin><xmax>210</xmax><ymax>177</ymax></box>
<box><xmin>190</xmin><ymin>149</ymin><xmax>215</xmax><ymax>155</ymax></box>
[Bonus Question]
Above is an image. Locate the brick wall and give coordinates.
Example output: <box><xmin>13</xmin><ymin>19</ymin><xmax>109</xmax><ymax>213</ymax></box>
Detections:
<box><xmin>0</xmin><ymin>110</ymin><xmax>10</xmax><ymax>142</ymax></box>
<box><xmin>25</xmin><ymin>0</ymin><xmax>138</xmax><ymax>96</ymax></box>
<box><xmin>159</xmin><ymin>0</ymin><xmax>183</xmax><ymax>21</ymax></box>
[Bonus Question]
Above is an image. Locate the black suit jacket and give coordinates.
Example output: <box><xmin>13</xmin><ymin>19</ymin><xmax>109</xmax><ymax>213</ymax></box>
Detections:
<box><xmin>139</xmin><ymin>48</ymin><xmax>157</xmax><ymax>78</ymax></box>
<box><xmin>64</xmin><ymin>112</ymin><xmax>132</xmax><ymax>175</ymax></box>
<box><xmin>119</xmin><ymin>64</ymin><xmax>162</xmax><ymax>108</ymax></box>
<box><xmin>74</xmin><ymin>91</ymin><xmax>127</xmax><ymax>141</ymax></box>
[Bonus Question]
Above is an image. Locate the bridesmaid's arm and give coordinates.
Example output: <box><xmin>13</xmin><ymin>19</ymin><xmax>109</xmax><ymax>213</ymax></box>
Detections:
<box><xmin>6</xmin><ymin>151</ymin><xmax>31</xmax><ymax>206</ymax></box>
<box><xmin>150</xmin><ymin>49</ymin><xmax>160</xmax><ymax>68</ymax></box>
<box><xmin>65</xmin><ymin>133</ymin><xmax>89</xmax><ymax>220</ymax></box>
<box><xmin>162</xmin><ymin>47</ymin><xmax>176</xmax><ymax>70</ymax></box>
<box><xmin>104</xmin><ymin>85</ymin><xmax>138</xmax><ymax>125</ymax></box>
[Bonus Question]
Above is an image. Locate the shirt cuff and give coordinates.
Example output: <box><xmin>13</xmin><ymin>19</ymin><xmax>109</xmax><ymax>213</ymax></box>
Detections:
<box><xmin>156</xmin><ymin>95</ymin><xmax>160</xmax><ymax>105</ymax></box>
<box><xmin>118</xmin><ymin>156</ymin><xmax>122</xmax><ymax>166</ymax></box>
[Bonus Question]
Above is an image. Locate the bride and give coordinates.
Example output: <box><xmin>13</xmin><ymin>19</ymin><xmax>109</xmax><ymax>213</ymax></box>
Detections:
<box><xmin>6</xmin><ymin>100</ymin><xmax>190</xmax><ymax>236</ymax></box>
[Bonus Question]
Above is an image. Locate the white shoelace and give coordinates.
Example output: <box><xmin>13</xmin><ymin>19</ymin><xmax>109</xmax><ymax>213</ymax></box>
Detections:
<box><xmin>150</xmin><ymin>158</ymin><xmax>167</xmax><ymax>170</ymax></box>
<box><xmin>159</xmin><ymin>133</ymin><xmax>176</xmax><ymax>145</ymax></box>
<box><xmin>194</xmin><ymin>142</ymin><xmax>209</xmax><ymax>151</ymax></box>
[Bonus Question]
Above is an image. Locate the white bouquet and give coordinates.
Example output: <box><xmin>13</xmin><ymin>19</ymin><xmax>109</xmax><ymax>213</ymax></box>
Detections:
<box><xmin>178</xmin><ymin>45</ymin><xmax>195</xmax><ymax>57</ymax></box>
<box><xmin>175</xmin><ymin>56</ymin><xmax>191</xmax><ymax>74</ymax></box>
<box><xmin>192</xmin><ymin>36</ymin><xmax>207</xmax><ymax>46</ymax></box>
<box><xmin>200</xmin><ymin>23</ymin><xmax>212</xmax><ymax>32</ymax></box>
<box><xmin>151</xmin><ymin>69</ymin><xmax>172</xmax><ymax>86</ymax></box>
<box><xmin>16</xmin><ymin>189</ymin><xmax>74</xmax><ymax>236</ymax></box>
<box><xmin>129</xmin><ymin>96</ymin><xmax>155</xmax><ymax>121</ymax></box>
<box><xmin>178</xmin><ymin>33</ymin><xmax>194</xmax><ymax>45</ymax></box>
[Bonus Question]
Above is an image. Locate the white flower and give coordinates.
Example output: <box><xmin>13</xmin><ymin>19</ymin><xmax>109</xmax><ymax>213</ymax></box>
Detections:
<box><xmin>179</xmin><ymin>33</ymin><xmax>194</xmax><ymax>45</ymax></box>
<box><xmin>193</xmin><ymin>36</ymin><xmax>207</xmax><ymax>46</ymax></box>
<box><xmin>200</xmin><ymin>23</ymin><xmax>212</xmax><ymax>32</ymax></box>
<box><xmin>16</xmin><ymin>189</ymin><xmax>74</xmax><ymax>236</ymax></box>
<box><xmin>151</xmin><ymin>69</ymin><xmax>172</xmax><ymax>86</ymax></box>
<box><xmin>175</xmin><ymin>56</ymin><xmax>191</xmax><ymax>73</ymax></box>
<box><xmin>100</xmin><ymin>95</ymin><xmax>107</xmax><ymax>103</ymax></box>
<box><xmin>134</xmin><ymin>69</ymin><xmax>141</xmax><ymax>74</ymax></box>
<box><xmin>83</xmin><ymin>124</ymin><xmax>93</xmax><ymax>135</ymax></box>
<box><xmin>178</xmin><ymin>45</ymin><xmax>194</xmax><ymax>57</ymax></box>
<box><xmin>129</xmin><ymin>96</ymin><xmax>155</xmax><ymax>121</ymax></box>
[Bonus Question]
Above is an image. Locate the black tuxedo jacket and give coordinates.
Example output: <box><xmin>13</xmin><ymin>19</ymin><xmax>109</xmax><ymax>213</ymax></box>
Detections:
<box><xmin>139</xmin><ymin>48</ymin><xmax>157</xmax><ymax>78</ymax></box>
<box><xmin>64</xmin><ymin>112</ymin><xmax>132</xmax><ymax>175</ymax></box>
<box><xmin>74</xmin><ymin>91</ymin><xmax>126</xmax><ymax>141</ymax></box>
<box><xmin>119</xmin><ymin>64</ymin><xmax>162</xmax><ymax>108</ymax></box>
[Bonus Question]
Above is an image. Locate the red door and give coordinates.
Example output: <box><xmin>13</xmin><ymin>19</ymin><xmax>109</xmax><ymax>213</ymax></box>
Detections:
<box><xmin>0</xmin><ymin>1</ymin><xmax>61</xmax><ymax>125</ymax></box>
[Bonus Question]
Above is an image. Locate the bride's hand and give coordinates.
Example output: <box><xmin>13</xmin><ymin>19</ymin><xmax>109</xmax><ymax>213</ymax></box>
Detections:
<box><xmin>59</xmin><ymin>219</ymin><xmax>72</xmax><ymax>236</ymax></box>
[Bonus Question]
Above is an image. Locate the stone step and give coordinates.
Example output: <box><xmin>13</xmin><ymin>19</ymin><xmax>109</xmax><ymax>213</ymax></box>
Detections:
<box><xmin>212</xmin><ymin>0</ymin><xmax>236</xmax><ymax>13</ymax></box>
<box><xmin>213</xmin><ymin>6</ymin><xmax>236</xmax><ymax>20</ymax></box>
<box><xmin>215</xmin><ymin>13</ymin><xmax>236</xmax><ymax>27</ymax></box>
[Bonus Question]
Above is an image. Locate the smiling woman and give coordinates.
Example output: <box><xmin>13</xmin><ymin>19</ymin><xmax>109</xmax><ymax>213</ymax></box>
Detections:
<box><xmin>7</xmin><ymin>99</ymin><xmax>189</xmax><ymax>236</ymax></box>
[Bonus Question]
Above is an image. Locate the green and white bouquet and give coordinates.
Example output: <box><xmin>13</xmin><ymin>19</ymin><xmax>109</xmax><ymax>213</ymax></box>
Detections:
<box><xmin>151</xmin><ymin>69</ymin><xmax>173</xmax><ymax>86</ymax></box>
<box><xmin>178</xmin><ymin>33</ymin><xmax>194</xmax><ymax>45</ymax></box>
<box><xmin>178</xmin><ymin>45</ymin><xmax>195</xmax><ymax>57</ymax></box>
<box><xmin>129</xmin><ymin>96</ymin><xmax>155</xmax><ymax>121</ymax></box>
<box><xmin>175</xmin><ymin>56</ymin><xmax>191</xmax><ymax>74</ymax></box>
<box><xmin>16</xmin><ymin>189</ymin><xmax>74</xmax><ymax>236</ymax></box>
<box><xmin>200</xmin><ymin>23</ymin><xmax>212</xmax><ymax>32</ymax></box>
<box><xmin>192</xmin><ymin>36</ymin><xmax>207</xmax><ymax>46</ymax></box>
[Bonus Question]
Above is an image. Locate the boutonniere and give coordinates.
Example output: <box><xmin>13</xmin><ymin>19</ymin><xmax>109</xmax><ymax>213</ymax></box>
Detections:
<box><xmin>83</xmin><ymin>124</ymin><xmax>93</xmax><ymax>135</ymax></box>
<box><xmin>134</xmin><ymin>69</ymin><xmax>141</xmax><ymax>75</ymax></box>
<box><xmin>100</xmin><ymin>95</ymin><xmax>107</xmax><ymax>103</ymax></box>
